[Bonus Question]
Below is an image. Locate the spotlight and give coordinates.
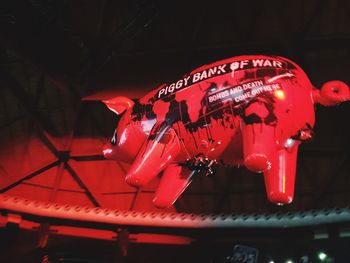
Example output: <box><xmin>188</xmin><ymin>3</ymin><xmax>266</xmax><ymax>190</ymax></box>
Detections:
<box><xmin>274</xmin><ymin>89</ymin><xmax>286</xmax><ymax>100</ymax></box>
<box><xmin>285</xmin><ymin>260</ymin><xmax>294</xmax><ymax>263</ymax></box>
<box><xmin>318</xmin><ymin>252</ymin><xmax>327</xmax><ymax>261</ymax></box>
<box><xmin>268</xmin><ymin>260</ymin><xmax>275</xmax><ymax>263</ymax></box>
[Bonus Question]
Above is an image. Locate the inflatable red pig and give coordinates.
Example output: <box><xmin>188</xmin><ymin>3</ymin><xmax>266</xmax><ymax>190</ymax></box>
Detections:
<box><xmin>102</xmin><ymin>55</ymin><xmax>350</xmax><ymax>209</ymax></box>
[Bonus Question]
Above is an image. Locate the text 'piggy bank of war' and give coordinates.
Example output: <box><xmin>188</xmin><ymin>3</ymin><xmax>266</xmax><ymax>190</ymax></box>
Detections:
<box><xmin>102</xmin><ymin>55</ymin><xmax>350</xmax><ymax>209</ymax></box>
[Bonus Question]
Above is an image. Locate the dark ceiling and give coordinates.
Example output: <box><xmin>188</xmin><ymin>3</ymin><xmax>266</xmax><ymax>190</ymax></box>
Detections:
<box><xmin>0</xmin><ymin>0</ymin><xmax>350</xmax><ymax>215</ymax></box>
<box><xmin>1</xmin><ymin>1</ymin><xmax>350</xmax><ymax>262</ymax></box>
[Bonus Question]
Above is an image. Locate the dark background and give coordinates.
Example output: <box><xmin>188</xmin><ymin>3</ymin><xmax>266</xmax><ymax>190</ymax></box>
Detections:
<box><xmin>0</xmin><ymin>0</ymin><xmax>350</xmax><ymax>262</ymax></box>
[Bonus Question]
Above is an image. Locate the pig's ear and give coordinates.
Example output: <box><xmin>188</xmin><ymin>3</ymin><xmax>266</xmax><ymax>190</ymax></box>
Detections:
<box><xmin>102</xmin><ymin>96</ymin><xmax>134</xmax><ymax>115</ymax></box>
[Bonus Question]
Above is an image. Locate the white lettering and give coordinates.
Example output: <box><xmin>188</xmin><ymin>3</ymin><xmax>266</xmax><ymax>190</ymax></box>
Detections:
<box><xmin>240</xmin><ymin>60</ymin><xmax>249</xmax><ymax>69</ymax></box>
<box><xmin>168</xmin><ymin>83</ymin><xmax>175</xmax><ymax>93</ymax></box>
<box><xmin>230</xmin><ymin>62</ymin><xmax>239</xmax><ymax>71</ymax></box>
<box><xmin>193</xmin><ymin>72</ymin><xmax>201</xmax><ymax>83</ymax></box>
<box><xmin>263</xmin><ymin>60</ymin><xmax>272</xmax><ymax>67</ymax></box>
<box><xmin>208</xmin><ymin>90</ymin><xmax>230</xmax><ymax>103</ymax></box>
<box><xmin>183</xmin><ymin>75</ymin><xmax>191</xmax><ymax>86</ymax></box>
<box><xmin>235</xmin><ymin>92</ymin><xmax>251</xmax><ymax>102</ymax></box>
<box><xmin>157</xmin><ymin>59</ymin><xmax>286</xmax><ymax>99</ymax></box>
<box><xmin>252</xmin><ymin>59</ymin><xmax>264</xmax><ymax>67</ymax></box>
<box><xmin>251</xmin><ymin>87</ymin><xmax>264</xmax><ymax>96</ymax></box>
<box><xmin>217</xmin><ymin>64</ymin><xmax>226</xmax><ymax>74</ymax></box>
<box><xmin>200</xmin><ymin>70</ymin><xmax>207</xmax><ymax>80</ymax></box>
<box><xmin>273</xmin><ymin>60</ymin><xmax>283</xmax><ymax>68</ymax></box>
<box><xmin>158</xmin><ymin>88</ymin><xmax>165</xmax><ymax>98</ymax></box>
<box><xmin>230</xmin><ymin>86</ymin><xmax>243</xmax><ymax>94</ymax></box>
<box><xmin>176</xmin><ymin>80</ymin><xmax>183</xmax><ymax>89</ymax></box>
<box><xmin>208</xmin><ymin>67</ymin><xmax>217</xmax><ymax>77</ymax></box>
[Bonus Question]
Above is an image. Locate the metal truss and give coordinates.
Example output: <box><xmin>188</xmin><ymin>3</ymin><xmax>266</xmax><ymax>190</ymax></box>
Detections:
<box><xmin>1</xmin><ymin>194</ymin><xmax>350</xmax><ymax>229</ymax></box>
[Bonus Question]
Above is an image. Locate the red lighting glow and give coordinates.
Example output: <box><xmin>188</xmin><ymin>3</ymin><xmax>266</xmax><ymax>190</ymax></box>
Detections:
<box><xmin>102</xmin><ymin>55</ymin><xmax>349</xmax><ymax>208</ymax></box>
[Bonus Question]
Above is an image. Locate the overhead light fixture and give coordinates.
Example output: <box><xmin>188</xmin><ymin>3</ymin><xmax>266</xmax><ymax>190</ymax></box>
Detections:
<box><xmin>318</xmin><ymin>252</ymin><xmax>327</xmax><ymax>261</ymax></box>
<box><xmin>314</xmin><ymin>229</ymin><xmax>329</xmax><ymax>240</ymax></box>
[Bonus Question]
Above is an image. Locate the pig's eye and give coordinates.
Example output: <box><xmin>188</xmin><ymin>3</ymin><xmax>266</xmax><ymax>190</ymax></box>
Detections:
<box><xmin>111</xmin><ymin>129</ymin><xmax>117</xmax><ymax>145</ymax></box>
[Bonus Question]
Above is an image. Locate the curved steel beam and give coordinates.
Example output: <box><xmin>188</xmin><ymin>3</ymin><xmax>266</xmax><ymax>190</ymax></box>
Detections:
<box><xmin>0</xmin><ymin>194</ymin><xmax>350</xmax><ymax>229</ymax></box>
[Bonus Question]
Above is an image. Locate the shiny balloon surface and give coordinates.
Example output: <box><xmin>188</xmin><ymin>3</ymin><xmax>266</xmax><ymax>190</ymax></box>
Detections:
<box><xmin>102</xmin><ymin>55</ymin><xmax>350</xmax><ymax>208</ymax></box>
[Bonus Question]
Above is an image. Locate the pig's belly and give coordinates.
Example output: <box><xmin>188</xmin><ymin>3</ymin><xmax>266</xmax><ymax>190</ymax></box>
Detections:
<box><xmin>172</xmin><ymin>116</ymin><xmax>240</xmax><ymax>162</ymax></box>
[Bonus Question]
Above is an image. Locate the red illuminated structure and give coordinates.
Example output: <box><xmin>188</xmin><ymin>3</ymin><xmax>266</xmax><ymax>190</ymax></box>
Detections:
<box><xmin>102</xmin><ymin>55</ymin><xmax>350</xmax><ymax>209</ymax></box>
